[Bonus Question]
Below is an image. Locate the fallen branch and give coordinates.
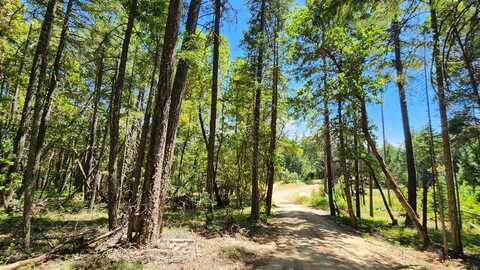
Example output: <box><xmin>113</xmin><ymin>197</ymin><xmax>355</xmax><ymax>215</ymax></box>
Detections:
<box><xmin>0</xmin><ymin>225</ymin><xmax>125</xmax><ymax>270</ymax></box>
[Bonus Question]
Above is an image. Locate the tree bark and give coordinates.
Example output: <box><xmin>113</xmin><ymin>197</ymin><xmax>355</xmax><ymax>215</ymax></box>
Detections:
<box><xmin>266</xmin><ymin>16</ymin><xmax>279</xmax><ymax>216</ymax></box>
<box><xmin>251</xmin><ymin>0</ymin><xmax>266</xmax><ymax>221</ymax></box>
<box><xmin>354</xmin><ymin>126</ymin><xmax>361</xmax><ymax>219</ymax></box>
<box><xmin>392</xmin><ymin>19</ymin><xmax>417</xmax><ymax>225</ymax></box>
<box><xmin>369</xmin><ymin>162</ymin><xmax>373</xmax><ymax>217</ymax></box>
<box><xmin>430</xmin><ymin>1</ymin><xmax>463</xmax><ymax>257</ymax></box>
<box><xmin>106</xmin><ymin>0</ymin><xmax>137</xmax><ymax>230</ymax></box>
<box><xmin>135</xmin><ymin>0</ymin><xmax>184</xmax><ymax>246</ymax></box>
<box><xmin>359</xmin><ymin>96</ymin><xmax>429</xmax><ymax>248</ymax></box>
<box><xmin>206</xmin><ymin>0</ymin><xmax>221</xmax><ymax>224</ymax></box>
<box><xmin>323</xmin><ymin>95</ymin><xmax>336</xmax><ymax>216</ymax></box>
<box><xmin>23</xmin><ymin>0</ymin><xmax>74</xmax><ymax>248</ymax></box>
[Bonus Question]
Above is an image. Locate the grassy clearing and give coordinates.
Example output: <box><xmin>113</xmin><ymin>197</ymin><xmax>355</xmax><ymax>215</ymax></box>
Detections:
<box><xmin>296</xmin><ymin>181</ymin><xmax>480</xmax><ymax>255</ymax></box>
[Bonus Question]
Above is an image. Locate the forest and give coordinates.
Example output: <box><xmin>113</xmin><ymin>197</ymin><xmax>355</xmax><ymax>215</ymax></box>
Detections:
<box><xmin>0</xmin><ymin>0</ymin><xmax>479</xmax><ymax>269</ymax></box>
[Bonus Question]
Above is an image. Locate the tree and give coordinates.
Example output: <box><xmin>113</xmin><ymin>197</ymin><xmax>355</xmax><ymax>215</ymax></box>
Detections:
<box><xmin>323</xmin><ymin>87</ymin><xmax>336</xmax><ymax>217</ymax></box>
<box><xmin>207</xmin><ymin>0</ymin><xmax>222</xmax><ymax>223</ymax></box>
<box><xmin>360</xmin><ymin>97</ymin><xmax>430</xmax><ymax>248</ymax></box>
<box><xmin>266</xmin><ymin>12</ymin><xmax>280</xmax><ymax>217</ymax></box>
<box><xmin>392</xmin><ymin>18</ymin><xmax>417</xmax><ymax>224</ymax></box>
<box><xmin>429</xmin><ymin>0</ymin><xmax>463</xmax><ymax>257</ymax></box>
<box><xmin>3</xmin><ymin>0</ymin><xmax>57</xmax><ymax>211</ymax></box>
<box><xmin>250</xmin><ymin>0</ymin><xmax>267</xmax><ymax>221</ymax></box>
<box><xmin>338</xmin><ymin>99</ymin><xmax>357</xmax><ymax>227</ymax></box>
<box><xmin>158</xmin><ymin>0</ymin><xmax>202</xmax><ymax>233</ymax></box>
<box><xmin>23</xmin><ymin>0</ymin><xmax>74</xmax><ymax>248</ymax></box>
<box><xmin>135</xmin><ymin>0</ymin><xmax>184</xmax><ymax>246</ymax></box>
<box><xmin>106</xmin><ymin>0</ymin><xmax>138</xmax><ymax>230</ymax></box>
<box><xmin>84</xmin><ymin>45</ymin><xmax>105</xmax><ymax>205</ymax></box>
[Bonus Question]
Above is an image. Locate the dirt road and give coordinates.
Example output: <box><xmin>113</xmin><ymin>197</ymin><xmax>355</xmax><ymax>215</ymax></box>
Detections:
<box><xmin>251</xmin><ymin>183</ymin><xmax>461</xmax><ymax>270</ymax></box>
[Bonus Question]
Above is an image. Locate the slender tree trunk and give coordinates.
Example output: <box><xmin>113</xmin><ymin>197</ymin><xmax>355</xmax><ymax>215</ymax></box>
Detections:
<box><xmin>422</xmin><ymin>178</ymin><xmax>428</xmax><ymax>229</ymax></box>
<box><xmin>175</xmin><ymin>121</ymin><xmax>191</xmax><ymax>190</ymax></box>
<box><xmin>135</xmin><ymin>0</ymin><xmax>184</xmax><ymax>246</ymax></box>
<box><xmin>266</xmin><ymin>16</ymin><xmax>279</xmax><ymax>216</ymax></box>
<box><xmin>359</xmin><ymin>96</ymin><xmax>429</xmax><ymax>248</ymax></box>
<box><xmin>392</xmin><ymin>19</ymin><xmax>417</xmax><ymax>224</ymax></box>
<box><xmin>3</xmin><ymin>0</ymin><xmax>57</xmax><ymax>211</ymax></box>
<box><xmin>206</xmin><ymin>0</ymin><xmax>221</xmax><ymax>224</ymax></box>
<box><xmin>213</xmin><ymin>105</ymin><xmax>225</xmax><ymax>206</ymax></box>
<box><xmin>90</xmin><ymin>124</ymin><xmax>109</xmax><ymax>210</ymax></box>
<box><xmin>84</xmin><ymin>48</ymin><xmax>104</xmax><ymax>203</ymax></box>
<box><xmin>106</xmin><ymin>0</ymin><xmax>137</xmax><ymax>230</ymax></box>
<box><xmin>422</xmin><ymin>33</ymin><xmax>440</xmax><ymax>233</ymax></box>
<box><xmin>23</xmin><ymin>0</ymin><xmax>74</xmax><ymax>248</ymax></box>
<box><xmin>380</xmin><ymin>95</ymin><xmax>392</xmax><ymax>206</ymax></box>
<box><xmin>430</xmin><ymin>1</ymin><xmax>463</xmax><ymax>257</ymax></box>
<box><xmin>324</xmin><ymin>98</ymin><xmax>336</xmax><ymax>216</ymax></box>
<box><xmin>354</xmin><ymin>127</ymin><xmax>361</xmax><ymax>219</ymax></box>
<box><xmin>251</xmin><ymin>0</ymin><xmax>266</xmax><ymax>221</ymax></box>
<box><xmin>338</xmin><ymin>100</ymin><xmax>357</xmax><ymax>227</ymax></box>
<box><xmin>367</xmin><ymin>146</ymin><xmax>374</xmax><ymax>217</ymax></box>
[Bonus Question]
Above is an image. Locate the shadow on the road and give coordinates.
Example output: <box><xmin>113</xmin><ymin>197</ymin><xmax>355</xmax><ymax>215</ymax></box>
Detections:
<box><xmin>244</xmin><ymin>204</ymin><xmax>426</xmax><ymax>270</ymax></box>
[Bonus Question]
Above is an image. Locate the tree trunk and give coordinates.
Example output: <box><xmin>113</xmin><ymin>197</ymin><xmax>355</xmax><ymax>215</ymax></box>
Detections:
<box><xmin>23</xmin><ymin>0</ymin><xmax>74</xmax><ymax>248</ymax></box>
<box><xmin>354</xmin><ymin>127</ymin><xmax>361</xmax><ymax>219</ymax></box>
<box><xmin>157</xmin><ymin>0</ymin><xmax>201</xmax><ymax>233</ymax></box>
<box><xmin>106</xmin><ymin>0</ymin><xmax>137</xmax><ymax>230</ymax></box>
<box><xmin>338</xmin><ymin>100</ymin><xmax>357</xmax><ymax>227</ymax></box>
<box><xmin>380</xmin><ymin>95</ymin><xmax>392</xmax><ymax>206</ymax></box>
<box><xmin>323</xmin><ymin>95</ymin><xmax>336</xmax><ymax>216</ymax></box>
<box><xmin>127</xmin><ymin>37</ymin><xmax>161</xmax><ymax>239</ymax></box>
<box><xmin>135</xmin><ymin>0</ymin><xmax>184</xmax><ymax>246</ymax></box>
<box><xmin>369</xmin><ymin>163</ymin><xmax>373</xmax><ymax>217</ymax></box>
<box><xmin>90</xmin><ymin>125</ymin><xmax>109</xmax><ymax>210</ymax></box>
<box><xmin>359</xmin><ymin>96</ymin><xmax>429</xmax><ymax>248</ymax></box>
<box><xmin>3</xmin><ymin>0</ymin><xmax>57</xmax><ymax>211</ymax></box>
<box><xmin>206</xmin><ymin>0</ymin><xmax>221</xmax><ymax>224</ymax></box>
<box><xmin>251</xmin><ymin>0</ymin><xmax>266</xmax><ymax>221</ymax></box>
<box><xmin>392</xmin><ymin>19</ymin><xmax>417</xmax><ymax>225</ymax></box>
<box><xmin>84</xmin><ymin>47</ymin><xmax>104</xmax><ymax>203</ymax></box>
<box><xmin>430</xmin><ymin>1</ymin><xmax>463</xmax><ymax>257</ymax></box>
<box><xmin>266</xmin><ymin>16</ymin><xmax>279</xmax><ymax>216</ymax></box>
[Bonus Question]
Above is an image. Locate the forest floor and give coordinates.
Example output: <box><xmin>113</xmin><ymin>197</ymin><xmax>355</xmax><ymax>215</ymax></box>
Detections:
<box><xmin>1</xmin><ymin>183</ymin><xmax>471</xmax><ymax>269</ymax></box>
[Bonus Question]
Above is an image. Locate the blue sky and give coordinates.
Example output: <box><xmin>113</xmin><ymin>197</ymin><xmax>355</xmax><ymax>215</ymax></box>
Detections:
<box><xmin>221</xmin><ymin>0</ymin><xmax>441</xmax><ymax>147</ymax></box>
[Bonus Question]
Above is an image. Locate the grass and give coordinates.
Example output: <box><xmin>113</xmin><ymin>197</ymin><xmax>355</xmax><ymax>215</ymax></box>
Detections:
<box><xmin>221</xmin><ymin>245</ymin><xmax>256</xmax><ymax>261</ymax></box>
<box><xmin>297</xmin><ymin>182</ymin><xmax>480</xmax><ymax>255</ymax></box>
<box><xmin>0</xmin><ymin>193</ymin><xmax>266</xmax><ymax>267</ymax></box>
<box><xmin>0</xmin><ymin>195</ymin><xmax>108</xmax><ymax>265</ymax></box>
